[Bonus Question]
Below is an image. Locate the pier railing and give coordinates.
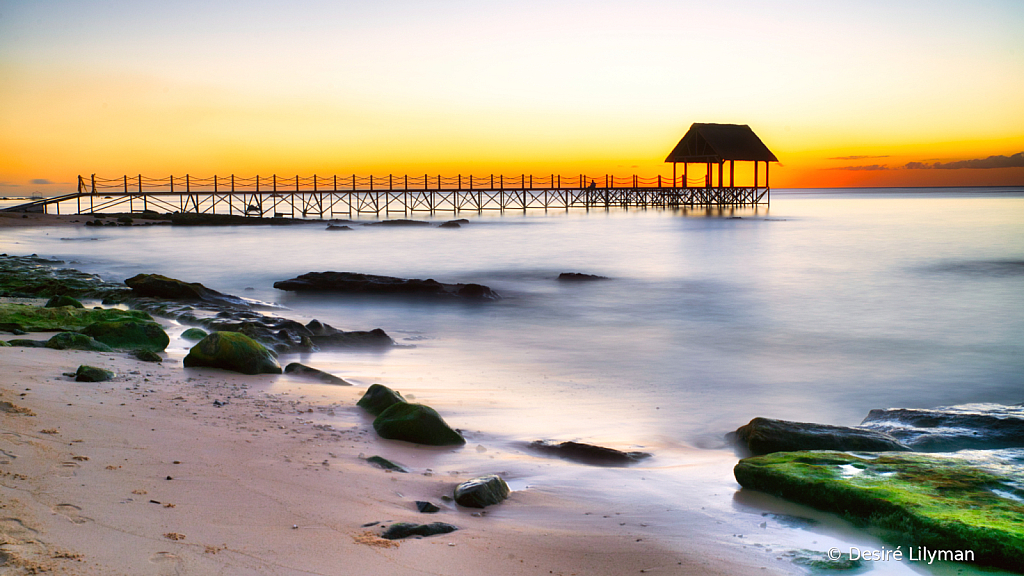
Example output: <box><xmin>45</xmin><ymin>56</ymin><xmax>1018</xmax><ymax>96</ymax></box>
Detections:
<box><xmin>4</xmin><ymin>173</ymin><xmax>770</xmax><ymax>216</ymax></box>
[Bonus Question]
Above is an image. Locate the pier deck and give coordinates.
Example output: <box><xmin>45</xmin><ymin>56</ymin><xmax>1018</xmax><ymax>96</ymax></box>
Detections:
<box><xmin>4</xmin><ymin>174</ymin><xmax>769</xmax><ymax>216</ymax></box>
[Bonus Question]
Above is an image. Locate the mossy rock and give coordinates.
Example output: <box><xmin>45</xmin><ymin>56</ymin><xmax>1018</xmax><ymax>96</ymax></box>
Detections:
<box><xmin>454</xmin><ymin>475</ymin><xmax>510</xmax><ymax>508</ymax></box>
<box><xmin>0</xmin><ymin>340</ymin><xmax>10</xmax><ymax>347</ymax></box>
<box><xmin>81</xmin><ymin>320</ymin><xmax>169</xmax><ymax>351</ymax></box>
<box><xmin>181</xmin><ymin>327</ymin><xmax>208</xmax><ymax>341</ymax></box>
<box><xmin>0</xmin><ymin>303</ymin><xmax>151</xmax><ymax>332</ymax></box>
<box><xmin>365</xmin><ymin>455</ymin><xmax>409</xmax><ymax>473</ymax></box>
<box><xmin>45</xmin><ymin>332</ymin><xmax>113</xmax><ymax>352</ymax></box>
<box><xmin>357</xmin><ymin>384</ymin><xmax>407</xmax><ymax>416</ymax></box>
<box><xmin>132</xmin><ymin>349</ymin><xmax>162</xmax><ymax>362</ymax></box>
<box><xmin>76</xmin><ymin>365</ymin><xmax>114</xmax><ymax>382</ymax></box>
<box><xmin>45</xmin><ymin>295</ymin><xmax>84</xmax><ymax>308</ymax></box>
<box><xmin>372</xmin><ymin>403</ymin><xmax>465</xmax><ymax>446</ymax></box>
<box><xmin>7</xmin><ymin>339</ymin><xmax>46</xmax><ymax>348</ymax></box>
<box><xmin>183</xmin><ymin>331</ymin><xmax>281</xmax><ymax>375</ymax></box>
<box><xmin>734</xmin><ymin>451</ymin><xmax>1024</xmax><ymax>571</ymax></box>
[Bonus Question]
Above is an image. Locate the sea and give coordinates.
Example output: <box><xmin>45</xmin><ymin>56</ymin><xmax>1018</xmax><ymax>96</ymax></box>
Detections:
<box><xmin>2</xmin><ymin>188</ymin><xmax>1022</xmax><ymax>574</ymax></box>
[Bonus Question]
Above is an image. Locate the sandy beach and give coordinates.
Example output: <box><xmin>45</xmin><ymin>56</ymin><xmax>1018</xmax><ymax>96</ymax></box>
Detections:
<box><xmin>0</xmin><ymin>322</ymin><xmax>778</xmax><ymax>575</ymax></box>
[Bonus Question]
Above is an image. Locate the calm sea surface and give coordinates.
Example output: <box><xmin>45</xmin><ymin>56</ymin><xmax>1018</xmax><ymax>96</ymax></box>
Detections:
<box><xmin>2</xmin><ymin>188</ymin><xmax>1022</xmax><ymax>573</ymax></box>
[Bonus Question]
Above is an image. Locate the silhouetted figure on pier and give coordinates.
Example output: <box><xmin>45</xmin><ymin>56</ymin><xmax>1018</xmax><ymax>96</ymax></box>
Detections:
<box><xmin>586</xmin><ymin>180</ymin><xmax>597</xmax><ymax>190</ymax></box>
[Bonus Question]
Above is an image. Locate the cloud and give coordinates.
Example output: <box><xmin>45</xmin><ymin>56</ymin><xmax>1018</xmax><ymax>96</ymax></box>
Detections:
<box><xmin>31</xmin><ymin>178</ymin><xmax>54</xmax><ymax>185</ymax></box>
<box><xmin>825</xmin><ymin>164</ymin><xmax>890</xmax><ymax>171</ymax></box>
<box><xmin>905</xmin><ymin>152</ymin><xmax>1024</xmax><ymax>170</ymax></box>
<box><xmin>827</xmin><ymin>155</ymin><xmax>890</xmax><ymax>160</ymax></box>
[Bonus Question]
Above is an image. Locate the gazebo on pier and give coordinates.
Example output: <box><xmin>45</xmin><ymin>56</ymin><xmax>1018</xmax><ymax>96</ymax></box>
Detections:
<box><xmin>665</xmin><ymin>123</ymin><xmax>778</xmax><ymax>202</ymax></box>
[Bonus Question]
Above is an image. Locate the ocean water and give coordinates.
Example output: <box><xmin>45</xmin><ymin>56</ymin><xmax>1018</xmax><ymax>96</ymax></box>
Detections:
<box><xmin>3</xmin><ymin>188</ymin><xmax>1023</xmax><ymax>573</ymax></box>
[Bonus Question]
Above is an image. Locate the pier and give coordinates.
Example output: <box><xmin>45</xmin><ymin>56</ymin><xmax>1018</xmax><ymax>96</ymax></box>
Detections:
<box><xmin>3</xmin><ymin>124</ymin><xmax>777</xmax><ymax>217</ymax></box>
<box><xmin>4</xmin><ymin>172</ymin><xmax>769</xmax><ymax>217</ymax></box>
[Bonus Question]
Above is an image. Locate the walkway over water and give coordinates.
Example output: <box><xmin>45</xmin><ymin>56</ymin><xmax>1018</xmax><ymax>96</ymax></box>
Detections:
<box><xmin>5</xmin><ymin>173</ymin><xmax>770</xmax><ymax>216</ymax></box>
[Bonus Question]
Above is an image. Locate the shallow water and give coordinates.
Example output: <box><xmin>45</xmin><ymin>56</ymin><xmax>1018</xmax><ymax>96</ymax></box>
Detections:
<box><xmin>3</xmin><ymin>188</ymin><xmax>1023</xmax><ymax>574</ymax></box>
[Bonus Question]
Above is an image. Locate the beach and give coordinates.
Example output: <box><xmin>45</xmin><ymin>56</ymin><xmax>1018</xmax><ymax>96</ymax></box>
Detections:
<box><xmin>0</xmin><ymin>336</ymin><xmax>775</xmax><ymax>575</ymax></box>
<box><xmin>1</xmin><ymin>191</ymin><xmax>1022</xmax><ymax>575</ymax></box>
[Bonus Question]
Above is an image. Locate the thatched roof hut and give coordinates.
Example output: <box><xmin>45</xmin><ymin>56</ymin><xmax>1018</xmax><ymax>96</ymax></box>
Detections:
<box><xmin>664</xmin><ymin>123</ymin><xmax>777</xmax><ymax>189</ymax></box>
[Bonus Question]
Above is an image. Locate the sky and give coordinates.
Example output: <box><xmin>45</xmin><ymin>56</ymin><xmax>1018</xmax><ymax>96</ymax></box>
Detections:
<box><xmin>1</xmin><ymin>0</ymin><xmax>1023</xmax><ymax>194</ymax></box>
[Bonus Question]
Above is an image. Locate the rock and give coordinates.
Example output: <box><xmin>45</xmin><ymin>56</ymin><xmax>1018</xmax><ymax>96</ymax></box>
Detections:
<box><xmin>380</xmin><ymin>522</ymin><xmax>458</xmax><ymax>540</ymax></box>
<box><xmin>859</xmin><ymin>404</ymin><xmax>1024</xmax><ymax>452</ymax></box>
<box><xmin>734</xmin><ymin>451</ymin><xmax>1024</xmax><ymax>571</ymax></box>
<box><xmin>0</xmin><ymin>322</ymin><xmax>26</xmax><ymax>333</ymax></box>
<box><xmin>284</xmin><ymin>362</ymin><xmax>351</xmax><ymax>385</ymax></box>
<box><xmin>76</xmin><ymin>365</ymin><xmax>114</xmax><ymax>382</ymax></box>
<box><xmin>81</xmin><ymin>320</ymin><xmax>169</xmax><ymax>351</ymax></box>
<box><xmin>363</xmin><ymin>219</ymin><xmax>431</xmax><ymax>227</ymax></box>
<box><xmin>7</xmin><ymin>339</ymin><xmax>46</xmax><ymax>347</ymax></box>
<box><xmin>45</xmin><ymin>295</ymin><xmax>85</xmax><ymax>308</ymax></box>
<box><xmin>273</xmin><ymin>272</ymin><xmax>500</xmax><ymax>300</ymax></box>
<box><xmin>124</xmin><ymin>273</ymin><xmax>246</xmax><ymax>306</ymax></box>
<box><xmin>415</xmin><ymin>501</ymin><xmax>440</xmax><ymax>513</ymax></box>
<box><xmin>0</xmin><ymin>303</ymin><xmax>152</xmax><ymax>332</ymax></box>
<box><xmin>0</xmin><ymin>340</ymin><xmax>8</xmax><ymax>347</ymax></box>
<box><xmin>784</xmin><ymin>549</ymin><xmax>862</xmax><ymax>571</ymax></box>
<box><xmin>183</xmin><ymin>331</ymin><xmax>282</xmax><ymax>375</ymax></box>
<box><xmin>454</xmin><ymin>475</ymin><xmax>510</xmax><ymax>508</ymax></box>
<box><xmin>373</xmin><ymin>403</ymin><xmax>465</xmax><ymax>446</ymax></box>
<box><xmin>325</xmin><ymin>225</ymin><xmax>352</xmax><ymax>231</ymax></box>
<box><xmin>357</xmin><ymin>384</ymin><xmax>407</xmax><ymax>416</ymax></box>
<box><xmin>181</xmin><ymin>327</ymin><xmax>208</xmax><ymax>341</ymax></box>
<box><xmin>557</xmin><ymin>272</ymin><xmax>610</xmax><ymax>281</ymax></box>
<box><xmin>45</xmin><ymin>332</ymin><xmax>113</xmax><ymax>352</ymax></box>
<box><xmin>730</xmin><ymin>417</ymin><xmax>911</xmax><ymax>455</ymax></box>
<box><xmin>439</xmin><ymin>219</ymin><xmax>468</xmax><ymax>229</ymax></box>
<box><xmin>365</xmin><ymin>456</ymin><xmax>408</xmax><ymax>473</ymax></box>
<box><xmin>309</xmin><ymin>327</ymin><xmax>395</xmax><ymax>349</ymax></box>
<box><xmin>132</xmin><ymin>349</ymin><xmax>162</xmax><ymax>362</ymax></box>
<box><xmin>527</xmin><ymin>440</ymin><xmax>651</xmax><ymax>466</ymax></box>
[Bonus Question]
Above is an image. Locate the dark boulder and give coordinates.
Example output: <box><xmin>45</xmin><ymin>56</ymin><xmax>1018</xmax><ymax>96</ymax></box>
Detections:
<box><xmin>415</xmin><ymin>501</ymin><xmax>440</xmax><ymax>513</ymax></box>
<box><xmin>860</xmin><ymin>405</ymin><xmax>1024</xmax><ymax>451</ymax></box>
<box><xmin>124</xmin><ymin>273</ymin><xmax>247</xmax><ymax>306</ymax></box>
<box><xmin>45</xmin><ymin>332</ymin><xmax>113</xmax><ymax>352</ymax></box>
<box><xmin>381</xmin><ymin>522</ymin><xmax>458</xmax><ymax>540</ymax></box>
<box><xmin>527</xmin><ymin>440</ymin><xmax>651</xmax><ymax>466</ymax></box>
<box><xmin>310</xmin><ymin>327</ymin><xmax>395</xmax><ymax>349</ymax></box>
<box><xmin>557</xmin><ymin>272</ymin><xmax>610</xmax><ymax>281</ymax></box>
<box><xmin>81</xmin><ymin>320</ymin><xmax>169</xmax><ymax>351</ymax></box>
<box><xmin>284</xmin><ymin>362</ymin><xmax>350</xmax><ymax>385</ymax></box>
<box><xmin>7</xmin><ymin>339</ymin><xmax>47</xmax><ymax>348</ymax></box>
<box><xmin>76</xmin><ymin>365</ymin><xmax>114</xmax><ymax>382</ymax></box>
<box><xmin>365</xmin><ymin>456</ymin><xmax>408</xmax><ymax>473</ymax></box>
<box><xmin>273</xmin><ymin>272</ymin><xmax>499</xmax><ymax>301</ymax></box>
<box><xmin>454</xmin><ymin>475</ymin><xmax>510</xmax><ymax>508</ymax></box>
<box><xmin>45</xmin><ymin>295</ymin><xmax>85</xmax><ymax>308</ymax></box>
<box><xmin>183</xmin><ymin>331</ymin><xmax>282</xmax><ymax>375</ymax></box>
<box><xmin>731</xmin><ymin>417</ymin><xmax>911</xmax><ymax>455</ymax></box>
<box><xmin>325</xmin><ymin>225</ymin><xmax>352</xmax><ymax>231</ymax></box>
<box><xmin>357</xmin><ymin>384</ymin><xmax>407</xmax><ymax>416</ymax></box>
<box><xmin>373</xmin><ymin>403</ymin><xmax>465</xmax><ymax>446</ymax></box>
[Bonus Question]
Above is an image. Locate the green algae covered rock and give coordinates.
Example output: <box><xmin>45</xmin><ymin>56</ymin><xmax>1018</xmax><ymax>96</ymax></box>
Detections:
<box><xmin>76</xmin><ymin>365</ymin><xmax>114</xmax><ymax>382</ymax></box>
<box><xmin>181</xmin><ymin>327</ymin><xmax>208</xmax><ymax>341</ymax></box>
<box><xmin>454</xmin><ymin>475</ymin><xmax>510</xmax><ymax>508</ymax></box>
<box><xmin>373</xmin><ymin>402</ymin><xmax>465</xmax><ymax>446</ymax></box>
<box><xmin>0</xmin><ymin>304</ymin><xmax>151</xmax><ymax>332</ymax></box>
<box><xmin>357</xmin><ymin>384</ymin><xmax>407</xmax><ymax>416</ymax></box>
<box><xmin>81</xmin><ymin>320</ymin><xmax>169</xmax><ymax>351</ymax></box>
<box><xmin>365</xmin><ymin>455</ymin><xmax>409</xmax><ymax>473</ymax></box>
<box><xmin>45</xmin><ymin>295</ymin><xmax>84</xmax><ymax>308</ymax></box>
<box><xmin>734</xmin><ymin>451</ymin><xmax>1024</xmax><ymax>571</ymax></box>
<box><xmin>0</xmin><ymin>340</ymin><xmax>10</xmax><ymax>347</ymax></box>
<box><xmin>132</xmin><ymin>349</ymin><xmax>162</xmax><ymax>363</ymax></box>
<box><xmin>183</xmin><ymin>331</ymin><xmax>281</xmax><ymax>375</ymax></box>
<box><xmin>45</xmin><ymin>332</ymin><xmax>113</xmax><ymax>352</ymax></box>
<box><xmin>380</xmin><ymin>522</ymin><xmax>457</xmax><ymax>540</ymax></box>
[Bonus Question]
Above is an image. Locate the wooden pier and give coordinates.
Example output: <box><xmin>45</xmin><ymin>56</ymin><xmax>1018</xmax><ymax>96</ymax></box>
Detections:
<box><xmin>5</xmin><ymin>172</ymin><xmax>770</xmax><ymax>217</ymax></box>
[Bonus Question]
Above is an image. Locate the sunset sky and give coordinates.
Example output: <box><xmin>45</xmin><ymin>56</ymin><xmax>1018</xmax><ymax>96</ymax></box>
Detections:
<box><xmin>1</xmin><ymin>0</ymin><xmax>1022</xmax><ymax>194</ymax></box>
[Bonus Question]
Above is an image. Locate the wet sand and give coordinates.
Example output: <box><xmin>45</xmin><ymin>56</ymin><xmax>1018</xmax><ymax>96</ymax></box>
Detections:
<box><xmin>0</xmin><ymin>337</ymin><xmax>781</xmax><ymax>575</ymax></box>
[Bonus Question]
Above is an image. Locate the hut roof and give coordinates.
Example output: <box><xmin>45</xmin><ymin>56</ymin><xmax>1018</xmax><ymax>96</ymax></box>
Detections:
<box><xmin>665</xmin><ymin>123</ymin><xmax>778</xmax><ymax>163</ymax></box>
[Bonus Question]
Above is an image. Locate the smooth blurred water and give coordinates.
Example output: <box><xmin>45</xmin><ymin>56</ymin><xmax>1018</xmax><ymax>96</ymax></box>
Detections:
<box><xmin>5</xmin><ymin>189</ymin><xmax>1021</xmax><ymax>444</ymax></box>
<box><xmin>4</xmin><ymin>188</ymin><xmax>1023</xmax><ymax>573</ymax></box>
